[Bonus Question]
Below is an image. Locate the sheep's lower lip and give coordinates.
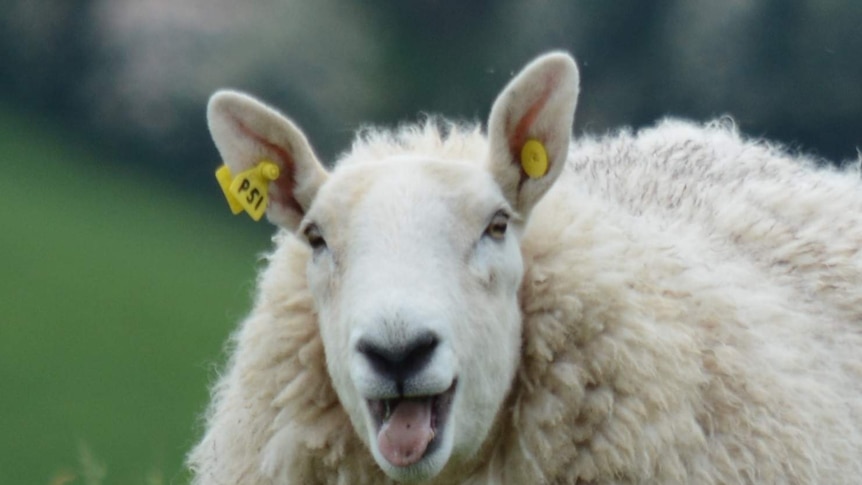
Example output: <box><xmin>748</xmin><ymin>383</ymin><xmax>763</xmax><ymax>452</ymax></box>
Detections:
<box><xmin>367</xmin><ymin>380</ymin><xmax>457</xmax><ymax>466</ymax></box>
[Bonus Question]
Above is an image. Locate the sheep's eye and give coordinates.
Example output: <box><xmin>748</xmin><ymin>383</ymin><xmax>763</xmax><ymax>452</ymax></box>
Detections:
<box><xmin>303</xmin><ymin>223</ymin><xmax>327</xmax><ymax>250</ymax></box>
<box><xmin>485</xmin><ymin>211</ymin><xmax>509</xmax><ymax>240</ymax></box>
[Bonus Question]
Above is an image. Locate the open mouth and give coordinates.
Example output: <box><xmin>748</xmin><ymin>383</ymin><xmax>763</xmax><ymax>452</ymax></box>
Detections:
<box><xmin>367</xmin><ymin>380</ymin><xmax>457</xmax><ymax>467</ymax></box>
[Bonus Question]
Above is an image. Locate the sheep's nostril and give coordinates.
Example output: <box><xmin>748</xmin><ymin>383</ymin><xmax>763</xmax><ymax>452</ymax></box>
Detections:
<box><xmin>357</xmin><ymin>332</ymin><xmax>439</xmax><ymax>387</ymax></box>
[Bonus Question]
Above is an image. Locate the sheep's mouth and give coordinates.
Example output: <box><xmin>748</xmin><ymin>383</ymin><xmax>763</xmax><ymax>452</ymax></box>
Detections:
<box><xmin>367</xmin><ymin>380</ymin><xmax>457</xmax><ymax>467</ymax></box>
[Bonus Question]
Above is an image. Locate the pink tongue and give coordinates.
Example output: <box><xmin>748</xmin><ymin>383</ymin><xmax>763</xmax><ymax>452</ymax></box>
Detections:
<box><xmin>377</xmin><ymin>399</ymin><xmax>435</xmax><ymax>467</ymax></box>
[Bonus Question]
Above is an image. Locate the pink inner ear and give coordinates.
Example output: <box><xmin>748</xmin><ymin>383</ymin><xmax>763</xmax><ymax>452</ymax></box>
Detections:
<box><xmin>507</xmin><ymin>86</ymin><xmax>552</xmax><ymax>155</ymax></box>
<box><xmin>232</xmin><ymin>115</ymin><xmax>304</xmax><ymax>215</ymax></box>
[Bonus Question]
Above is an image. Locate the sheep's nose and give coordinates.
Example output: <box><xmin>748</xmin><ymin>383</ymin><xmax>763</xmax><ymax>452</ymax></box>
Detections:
<box><xmin>357</xmin><ymin>331</ymin><xmax>439</xmax><ymax>387</ymax></box>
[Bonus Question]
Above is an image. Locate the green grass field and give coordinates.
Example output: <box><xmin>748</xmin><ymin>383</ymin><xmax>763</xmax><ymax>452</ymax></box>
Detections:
<box><xmin>0</xmin><ymin>109</ymin><xmax>272</xmax><ymax>484</ymax></box>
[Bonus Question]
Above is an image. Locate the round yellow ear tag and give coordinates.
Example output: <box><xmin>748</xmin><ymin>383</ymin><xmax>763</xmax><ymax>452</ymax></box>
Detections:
<box><xmin>521</xmin><ymin>139</ymin><xmax>548</xmax><ymax>179</ymax></box>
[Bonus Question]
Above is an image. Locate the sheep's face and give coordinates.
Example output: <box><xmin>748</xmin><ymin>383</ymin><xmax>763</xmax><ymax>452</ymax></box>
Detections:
<box><xmin>301</xmin><ymin>158</ymin><xmax>525</xmax><ymax>481</ymax></box>
<box><xmin>206</xmin><ymin>52</ymin><xmax>578</xmax><ymax>482</ymax></box>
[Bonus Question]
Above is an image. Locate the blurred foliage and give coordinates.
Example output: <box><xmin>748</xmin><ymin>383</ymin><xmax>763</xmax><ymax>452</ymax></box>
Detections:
<box><xmin>1</xmin><ymin>1</ymin><xmax>860</xmax><ymax>183</ymax></box>
<box><xmin>1</xmin><ymin>1</ymin><xmax>861</xmax><ymax>483</ymax></box>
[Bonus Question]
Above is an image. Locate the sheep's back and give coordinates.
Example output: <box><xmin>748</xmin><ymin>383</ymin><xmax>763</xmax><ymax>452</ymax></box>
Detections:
<box><xmin>509</xmin><ymin>118</ymin><xmax>862</xmax><ymax>483</ymax></box>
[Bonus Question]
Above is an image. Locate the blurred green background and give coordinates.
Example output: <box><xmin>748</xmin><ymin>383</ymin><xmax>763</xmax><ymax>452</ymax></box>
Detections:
<box><xmin>1</xmin><ymin>1</ymin><xmax>860</xmax><ymax>484</ymax></box>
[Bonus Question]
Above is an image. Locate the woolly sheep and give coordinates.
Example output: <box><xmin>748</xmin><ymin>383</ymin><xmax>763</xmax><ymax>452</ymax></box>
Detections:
<box><xmin>188</xmin><ymin>52</ymin><xmax>862</xmax><ymax>484</ymax></box>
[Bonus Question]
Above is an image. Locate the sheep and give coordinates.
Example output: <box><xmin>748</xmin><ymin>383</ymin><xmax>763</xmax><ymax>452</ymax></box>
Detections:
<box><xmin>188</xmin><ymin>52</ymin><xmax>862</xmax><ymax>484</ymax></box>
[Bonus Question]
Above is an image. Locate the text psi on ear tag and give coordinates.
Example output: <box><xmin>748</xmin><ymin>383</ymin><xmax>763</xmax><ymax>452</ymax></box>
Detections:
<box><xmin>521</xmin><ymin>139</ymin><xmax>549</xmax><ymax>179</ymax></box>
<box><xmin>215</xmin><ymin>160</ymin><xmax>281</xmax><ymax>221</ymax></box>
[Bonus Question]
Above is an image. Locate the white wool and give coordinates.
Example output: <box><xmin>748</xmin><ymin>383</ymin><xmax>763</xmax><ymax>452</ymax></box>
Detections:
<box><xmin>189</xmin><ymin>54</ymin><xmax>862</xmax><ymax>484</ymax></box>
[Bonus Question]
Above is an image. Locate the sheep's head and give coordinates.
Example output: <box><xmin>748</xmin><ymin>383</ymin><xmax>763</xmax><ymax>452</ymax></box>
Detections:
<box><xmin>207</xmin><ymin>52</ymin><xmax>579</xmax><ymax>483</ymax></box>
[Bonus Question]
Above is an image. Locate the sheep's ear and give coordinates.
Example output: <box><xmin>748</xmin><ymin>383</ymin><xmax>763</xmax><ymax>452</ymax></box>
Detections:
<box><xmin>486</xmin><ymin>52</ymin><xmax>579</xmax><ymax>217</ymax></box>
<box><xmin>207</xmin><ymin>90</ymin><xmax>328</xmax><ymax>230</ymax></box>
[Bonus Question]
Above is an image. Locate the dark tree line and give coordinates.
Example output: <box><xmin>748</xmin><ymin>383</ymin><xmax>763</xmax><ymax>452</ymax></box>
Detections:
<box><xmin>2</xmin><ymin>0</ymin><xmax>860</xmax><ymax>192</ymax></box>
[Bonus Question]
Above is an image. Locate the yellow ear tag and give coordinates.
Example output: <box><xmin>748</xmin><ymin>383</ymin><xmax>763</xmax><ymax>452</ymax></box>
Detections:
<box><xmin>214</xmin><ymin>160</ymin><xmax>281</xmax><ymax>221</ymax></box>
<box><xmin>215</xmin><ymin>165</ymin><xmax>243</xmax><ymax>215</ymax></box>
<box><xmin>520</xmin><ymin>139</ymin><xmax>549</xmax><ymax>179</ymax></box>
